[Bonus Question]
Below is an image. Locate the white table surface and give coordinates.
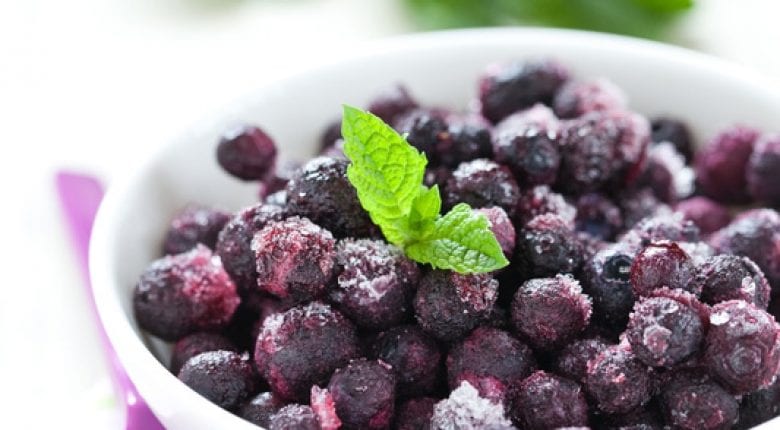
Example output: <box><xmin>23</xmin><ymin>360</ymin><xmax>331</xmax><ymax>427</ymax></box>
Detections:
<box><xmin>2</xmin><ymin>0</ymin><xmax>779</xmax><ymax>428</ymax></box>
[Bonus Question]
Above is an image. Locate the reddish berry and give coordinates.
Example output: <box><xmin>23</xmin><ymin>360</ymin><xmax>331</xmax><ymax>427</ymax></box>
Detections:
<box><xmin>748</xmin><ymin>134</ymin><xmax>780</xmax><ymax>206</ymax></box>
<box><xmin>395</xmin><ymin>397</ymin><xmax>437</xmax><ymax>430</ymax></box>
<box><xmin>630</xmin><ymin>241</ymin><xmax>697</xmax><ymax>297</ymax></box>
<box><xmin>477</xmin><ymin>207</ymin><xmax>516</xmax><ymax>257</ymax></box>
<box><xmin>511</xmin><ymin>371</ymin><xmax>589</xmax><ymax>430</ymax></box>
<box><xmin>695</xmin><ymin>125</ymin><xmax>760</xmax><ymax>204</ymax></box>
<box><xmin>177</xmin><ymin>350</ymin><xmax>256</xmax><ymax>410</ymax></box>
<box><xmin>621</xmin><ymin>212</ymin><xmax>700</xmax><ymax>247</ymax></box>
<box><xmin>328</xmin><ymin>359</ymin><xmax>396</xmax><ymax>430</ymax></box>
<box><xmin>217</xmin><ymin>125</ymin><xmax>277</xmax><ymax>180</ymax></box>
<box><xmin>674</xmin><ymin>196</ymin><xmax>732</xmax><ymax>235</ymax></box>
<box><xmin>162</xmin><ymin>205</ymin><xmax>230</xmax><ymax>255</ymax></box>
<box><xmin>619</xmin><ymin>188</ymin><xmax>672</xmax><ymax>229</ymax></box>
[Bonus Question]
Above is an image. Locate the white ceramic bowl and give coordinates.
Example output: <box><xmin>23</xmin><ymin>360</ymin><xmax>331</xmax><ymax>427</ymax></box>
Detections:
<box><xmin>91</xmin><ymin>28</ymin><xmax>780</xmax><ymax>429</ymax></box>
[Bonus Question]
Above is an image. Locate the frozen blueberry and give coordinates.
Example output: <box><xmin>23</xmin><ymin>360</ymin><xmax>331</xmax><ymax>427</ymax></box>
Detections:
<box><xmin>651</xmin><ymin>117</ymin><xmax>694</xmax><ymax>163</ymax></box>
<box><xmin>254</xmin><ymin>302</ymin><xmax>360</xmax><ymax>401</ymax></box>
<box><xmin>424</xmin><ymin>166</ymin><xmax>452</xmax><ymax>189</ymax></box>
<box><xmin>493</xmin><ymin>103</ymin><xmax>561</xmax><ymax>135</ymax></box>
<box><xmin>177</xmin><ymin>350</ymin><xmax>256</xmax><ymax>410</ymax></box>
<box><xmin>170</xmin><ymin>332</ymin><xmax>236</xmax><ymax>374</ymax></box>
<box><xmin>268</xmin><ymin>404</ymin><xmax>320</xmax><ymax>430</ymax></box>
<box><xmin>395</xmin><ymin>397</ymin><xmax>438</xmax><ymax>430</ymax></box>
<box><xmin>133</xmin><ymin>245</ymin><xmax>240</xmax><ymax>341</ymax></box>
<box><xmin>476</xmin><ymin>207</ymin><xmax>516</xmax><ymax>257</ymax></box>
<box><xmin>370</xmin><ymin>325</ymin><xmax>442</xmax><ymax>397</ymax></box>
<box><xmin>162</xmin><ymin>205</ymin><xmax>230</xmax><ymax>255</ymax></box>
<box><xmin>394</xmin><ymin>108</ymin><xmax>448</xmax><ymax>159</ymax></box>
<box><xmin>319</xmin><ymin>118</ymin><xmax>342</xmax><ymax>152</ymax></box>
<box><xmin>328</xmin><ymin>359</ymin><xmax>396</xmax><ymax>430</ymax></box>
<box><xmin>704</xmin><ymin>300</ymin><xmax>780</xmax><ymax>394</ymax></box>
<box><xmin>695</xmin><ymin>125</ymin><xmax>760</xmax><ymax>204</ymax></box>
<box><xmin>330</xmin><ymin>239</ymin><xmax>419</xmax><ymax>330</ymax></box>
<box><xmin>479</xmin><ymin>59</ymin><xmax>570</xmax><ymax>123</ymax></box>
<box><xmin>444</xmin><ymin>159</ymin><xmax>520</xmax><ymax>216</ymax></box>
<box><xmin>554</xmin><ymin>336</ymin><xmax>610</xmax><ymax>383</ymax></box>
<box><xmin>367</xmin><ymin>84</ymin><xmax>419</xmax><ymax>124</ymax></box>
<box><xmin>637</xmin><ymin>142</ymin><xmax>694</xmax><ymax>203</ymax></box>
<box><xmin>659</xmin><ymin>370</ymin><xmax>738</xmax><ymax>430</ymax></box>
<box><xmin>619</xmin><ymin>188</ymin><xmax>672</xmax><ymax>229</ymax></box>
<box><xmin>694</xmin><ymin>255</ymin><xmax>771</xmax><ymax>309</ymax></box>
<box><xmin>435</xmin><ymin>115</ymin><xmax>493</xmax><ymax>168</ymax></box>
<box><xmin>581</xmin><ymin>243</ymin><xmax>638</xmax><ymax>328</ymax></box>
<box><xmin>511</xmin><ymin>371</ymin><xmax>589</xmax><ymax>430</ymax></box>
<box><xmin>310</xmin><ymin>386</ymin><xmax>342</xmax><ymax>430</ymax></box>
<box><xmin>215</xmin><ymin>203</ymin><xmax>285</xmax><ymax>293</ymax></box>
<box><xmin>514</xmin><ymin>185</ymin><xmax>576</xmax><ymax>227</ymax></box>
<box><xmin>447</xmin><ymin>327</ymin><xmax>536</xmax><ymax>403</ymax></box>
<box><xmin>553</xmin><ymin>78</ymin><xmax>627</xmax><ymax>119</ymax></box>
<box><xmin>630</xmin><ymin>241</ymin><xmax>697</xmax><ymax>297</ymax></box>
<box><xmin>515</xmin><ymin>214</ymin><xmax>583</xmax><ymax>277</ymax></box>
<box><xmin>595</xmin><ymin>402</ymin><xmax>665</xmax><ymax>430</ymax></box>
<box><xmin>492</xmin><ymin>119</ymin><xmax>561</xmax><ymax>186</ymax></box>
<box><xmin>285</xmin><ymin>157</ymin><xmax>375</xmax><ymax>238</ymax></box>
<box><xmin>620</xmin><ymin>212</ymin><xmax>700</xmax><ymax>247</ymax></box>
<box><xmin>238</xmin><ymin>392</ymin><xmax>285</xmax><ymax>428</ymax></box>
<box><xmin>585</xmin><ymin>345</ymin><xmax>654</xmax><ymax>414</ymax></box>
<box><xmin>626</xmin><ymin>290</ymin><xmax>707</xmax><ymax>367</ymax></box>
<box><xmin>674</xmin><ymin>197</ymin><xmax>732</xmax><ymax>235</ymax></box>
<box><xmin>413</xmin><ymin>270</ymin><xmax>498</xmax><ymax>342</ymax></box>
<box><xmin>510</xmin><ymin>275</ymin><xmax>592</xmax><ymax>350</ymax></box>
<box><xmin>575</xmin><ymin>193</ymin><xmax>623</xmax><ymax>241</ymax></box>
<box><xmin>216</xmin><ymin>125</ymin><xmax>278</xmax><ymax>180</ymax></box>
<box><xmin>264</xmin><ymin>160</ymin><xmax>303</xmax><ymax>197</ymax></box>
<box><xmin>748</xmin><ymin>134</ymin><xmax>780</xmax><ymax>206</ymax></box>
<box><xmin>252</xmin><ymin>217</ymin><xmax>335</xmax><ymax>302</ymax></box>
<box><xmin>736</xmin><ymin>379</ymin><xmax>780</xmax><ymax>430</ymax></box>
<box><xmin>429</xmin><ymin>381</ymin><xmax>515</xmax><ymax>430</ymax></box>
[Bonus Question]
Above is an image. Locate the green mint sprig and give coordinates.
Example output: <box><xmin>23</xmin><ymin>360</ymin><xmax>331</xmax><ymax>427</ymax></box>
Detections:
<box><xmin>341</xmin><ymin>105</ymin><xmax>509</xmax><ymax>274</ymax></box>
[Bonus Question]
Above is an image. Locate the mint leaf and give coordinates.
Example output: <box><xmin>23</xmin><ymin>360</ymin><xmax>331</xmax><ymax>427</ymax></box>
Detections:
<box><xmin>408</xmin><ymin>185</ymin><xmax>441</xmax><ymax>237</ymax></box>
<box><xmin>405</xmin><ymin>203</ymin><xmax>509</xmax><ymax>274</ymax></box>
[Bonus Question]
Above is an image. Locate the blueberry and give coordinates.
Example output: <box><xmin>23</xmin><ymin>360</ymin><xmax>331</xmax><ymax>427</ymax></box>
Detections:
<box><xmin>177</xmin><ymin>350</ymin><xmax>256</xmax><ymax>410</ymax></box>
<box><xmin>492</xmin><ymin>118</ymin><xmax>561</xmax><ymax>186</ymax></box>
<box><xmin>651</xmin><ymin>117</ymin><xmax>694</xmax><ymax>163</ymax></box>
<box><xmin>170</xmin><ymin>332</ymin><xmax>236</xmax><ymax>374</ymax></box>
<box><xmin>618</xmin><ymin>188</ymin><xmax>672</xmax><ymax>230</ymax></box>
<box><xmin>695</xmin><ymin>125</ymin><xmax>760</xmax><ymax>204</ymax></box>
<box><xmin>674</xmin><ymin>196</ymin><xmax>732</xmax><ymax>235</ymax></box>
<box><xmin>370</xmin><ymin>325</ymin><xmax>442</xmax><ymax>397</ymax></box>
<box><xmin>435</xmin><ymin>115</ymin><xmax>494</xmax><ymax>168</ymax></box>
<box><xmin>328</xmin><ymin>359</ymin><xmax>396</xmax><ymax>430</ymax></box>
<box><xmin>736</xmin><ymin>379</ymin><xmax>780</xmax><ymax>430</ymax></box>
<box><xmin>238</xmin><ymin>392</ymin><xmax>285</xmax><ymax>428</ymax></box>
<box><xmin>554</xmin><ymin>336</ymin><xmax>611</xmax><ymax>383</ymax></box>
<box><xmin>637</xmin><ymin>142</ymin><xmax>694</xmax><ymax>203</ymax></box>
<box><xmin>444</xmin><ymin>159</ymin><xmax>520</xmax><ymax>216</ymax></box>
<box><xmin>511</xmin><ymin>371</ymin><xmax>589</xmax><ymax>430</ymax></box>
<box><xmin>515</xmin><ymin>214</ymin><xmax>583</xmax><ymax>277</ymax></box>
<box><xmin>162</xmin><ymin>205</ymin><xmax>230</xmax><ymax>255</ymax></box>
<box><xmin>694</xmin><ymin>255</ymin><xmax>771</xmax><ymax>309</ymax></box>
<box><xmin>217</xmin><ymin>125</ymin><xmax>277</xmax><ymax>180</ymax></box>
<box><xmin>574</xmin><ymin>193</ymin><xmax>623</xmax><ymax>241</ymax></box>
<box><xmin>630</xmin><ymin>241</ymin><xmax>697</xmax><ymax>297</ymax></box>
<box><xmin>429</xmin><ymin>381</ymin><xmax>515</xmax><ymax>430</ymax></box>
<box><xmin>748</xmin><ymin>134</ymin><xmax>780</xmax><ymax>206</ymax></box>
<box><xmin>585</xmin><ymin>345</ymin><xmax>654</xmax><ymax>414</ymax></box>
<box><xmin>476</xmin><ymin>207</ymin><xmax>516</xmax><ymax>257</ymax></box>
<box><xmin>395</xmin><ymin>397</ymin><xmax>438</xmax><ymax>430</ymax></box>
<box><xmin>514</xmin><ymin>185</ymin><xmax>576</xmax><ymax>227</ymax></box>
<box><xmin>620</xmin><ymin>213</ymin><xmax>700</xmax><ymax>247</ymax></box>
<box><xmin>659</xmin><ymin>369</ymin><xmax>738</xmax><ymax>430</ymax></box>
<box><xmin>367</xmin><ymin>84</ymin><xmax>419</xmax><ymax>124</ymax></box>
<box><xmin>268</xmin><ymin>404</ymin><xmax>320</xmax><ymax>430</ymax></box>
<box><xmin>581</xmin><ymin>243</ymin><xmax>638</xmax><ymax>329</ymax></box>
<box><xmin>394</xmin><ymin>108</ymin><xmax>448</xmax><ymax>160</ymax></box>
<box><xmin>553</xmin><ymin>78</ymin><xmax>626</xmax><ymax>119</ymax></box>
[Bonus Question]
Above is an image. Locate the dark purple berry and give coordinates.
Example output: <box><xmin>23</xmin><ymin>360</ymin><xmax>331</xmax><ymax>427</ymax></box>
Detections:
<box><xmin>619</xmin><ymin>188</ymin><xmax>672</xmax><ymax>229</ymax></box>
<box><xmin>637</xmin><ymin>142</ymin><xmax>694</xmax><ymax>203</ymax></box>
<box><xmin>423</xmin><ymin>166</ymin><xmax>452</xmax><ymax>189</ymax></box>
<box><xmin>435</xmin><ymin>115</ymin><xmax>494</xmax><ymax>168</ymax></box>
<box><xmin>285</xmin><ymin>157</ymin><xmax>375</xmax><ymax>238</ymax></box>
<box><xmin>510</xmin><ymin>275</ymin><xmax>592</xmax><ymax>350</ymax></box>
<box><xmin>367</xmin><ymin>84</ymin><xmax>419</xmax><ymax>124</ymax></box>
<box><xmin>254</xmin><ymin>302</ymin><xmax>359</xmax><ymax>401</ymax></box>
<box><xmin>319</xmin><ymin>118</ymin><xmax>342</xmax><ymax>152</ymax></box>
<box><xmin>177</xmin><ymin>350</ymin><xmax>256</xmax><ymax>410</ymax></box>
<box><xmin>268</xmin><ymin>404</ymin><xmax>319</xmax><ymax>430</ymax></box>
<box><xmin>581</xmin><ymin>243</ymin><xmax>638</xmax><ymax>328</ymax></box>
<box><xmin>492</xmin><ymin>119</ymin><xmax>561</xmax><ymax>186</ymax></box>
<box><xmin>429</xmin><ymin>381</ymin><xmax>515</xmax><ymax>429</ymax></box>
<box><xmin>162</xmin><ymin>205</ymin><xmax>230</xmax><ymax>255</ymax></box>
<box><xmin>479</xmin><ymin>59</ymin><xmax>570</xmax><ymax>123</ymax></box>
<box><xmin>330</xmin><ymin>239</ymin><xmax>419</xmax><ymax>330</ymax></box>
<box><xmin>705</xmin><ymin>300</ymin><xmax>780</xmax><ymax>394</ymax></box>
<box><xmin>476</xmin><ymin>207</ymin><xmax>516</xmax><ymax>257</ymax></box>
<box><xmin>238</xmin><ymin>392</ymin><xmax>285</xmax><ymax>428</ymax></box>
<box><xmin>493</xmin><ymin>103</ymin><xmax>561</xmax><ymax>135</ymax></box>
<box><xmin>585</xmin><ymin>345</ymin><xmax>654</xmax><ymax>414</ymax></box>
<box><xmin>620</xmin><ymin>212</ymin><xmax>700</xmax><ymax>247</ymax></box>
<box><xmin>659</xmin><ymin>370</ymin><xmax>738</xmax><ymax>430</ymax></box>
<box><xmin>674</xmin><ymin>196</ymin><xmax>732</xmax><ymax>235</ymax></box>
<box><xmin>736</xmin><ymin>379</ymin><xmax>780</xmax><ymax>430</ymax></box>
<box><xmin>554</xmin><ymin>336</ymin><xmax>611</xmax><ymax>383</ymax></box>
<box><xmin>170</xmin><ymin>332</ymin><xmax>236</xmax><ymax>374</ymax></box>
<box><xmin>575</xmin><ymin>193</ymin><xmax>623</xmax><ymax>241</ymax></box>
<box><xmin>264</xmin><ymin>160</ymin><xmax>302</xmax><ymax>197</ymax></box>
<box><xmin>748</xmin><ymin>134</ymin><xmax>780</xmax><ymax>206</ymax></box>
<box><xmin>444</xmin><ymin>159</ymin><xmax>520</xmax><ymax>216</ymax></box>
<box><xmin>327</xmin><ymin>359</ymin><xmax>396</xmax><ymax>430</ymax></box>
<box><xmin>511</xmin><ymin>371</ymin><xmax>589</xmax><ymax>430</ymax></box>
<box><xmin>651</xmin><ymin>117</ymin><xmax>694</xmax><ymax>163</ymax></box>
<box><xmin>595</xmin><ymin>402</ymin><xmax>665</xmax><ymax>430</ymax></box>
<box><xmin>413</xmin><ymin>270</ymin><xmax>498</xmax><ymax>342</ymax></box>
<box><xmin>515</xmin><ymin>214</ymin><xmax>583</xmax><ymax>277</ymax></box>
<box><xmin>553</xmin><ymin>78</ymin><xmax>626</xmax><ymax>119</ymax></box>
<box><xmin>630</xmin><ymin>241</ymin><xmax>697</xmax><ymax>297</ymax></box>
<box><xmin>695</xmin><ymin>125</ymin><xmax>760</xmax><ymax>204</ymax></box>
<box><xmin>515</xmin><ymin>185</ymin><xmax>576</xmax><ymax>226</ymax></box>
<box><xmin>217</xmin><ymin>125</ymin><xmax>278</xmax><ymax>180</ymax></box>
<box><xmin>395</xmin><ymin>397</ymin><xmax>437</xmax><ymax>430</ymax></box>
<box><xmin>447</xmin><ymin>327</ymin><xmax>536</xmax><ymax>403</ymax></box>
<box><xmin>694</xmin><ymin>255</ymin><xmax>771</xmax><ymax>309</ymax></box>
<box><xmin>370</xmin><ymin>325</ymin><xmax>442</xmax><ymax>397</ymax></box>
<box><xmin>394</xmin><ymin>108</ymin><xmax>448</xmax><ymax>159</ymax></box>
<box><xmin>133</xmin><ymin>245</ymin><xmax>240</xmax><ymax>341</ymax></box>
<box><xmin>310</xmin><ymin>386</ymin><xmax>342</xmax><ymax>430</ymax></box>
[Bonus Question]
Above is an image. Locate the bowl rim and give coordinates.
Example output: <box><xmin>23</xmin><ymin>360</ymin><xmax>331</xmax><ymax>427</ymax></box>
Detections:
<box><xmin>90</xmin><ymin>27</ymin><xmax>780</xmax><ymax>428</ymax></box>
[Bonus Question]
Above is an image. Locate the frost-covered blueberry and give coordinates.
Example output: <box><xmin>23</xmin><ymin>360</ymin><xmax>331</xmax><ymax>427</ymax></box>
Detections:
<box><xmin>370</xmin><ymin>325</ymin><xmax>442</xmax><ymax>397</ymax></box>
<box><xmin>254</xmin><ymin>302</ymin><xmax>360</xmax><ymax>401</ymax></box>
<box><xmin>133</xmin><ymin>245</ymin><xmax>240</xmax><ymax>341</ymax></box>
<box><xmin>737</xmin><ymin>379</ymin><xmax>780</xmax><ymax>430</ymax></box>
<box><xmin>476</xmin><ymin>207</ymin><xmax>516</xmax><ymax>257</ymax></box>
<box><xmin>515</xmin><ymin>214</ymin><xmax>583</xmax><ymax>277</ymax></box>
<box><xmin>637</xmin><ymin>142</ymin><xmax>694</xmax><ymax>203</ymax></box>
<box><xmin>511</xmin><ymin>371</ymin><xmax>589</xmax><ymax>430</ymax></box>
<box><xmin>694</xmin><ymin>255</ymin><xmax>771</xmax><ymax>309</ymax></box>
<box><xmin>252</xmin><ymin>217</ymin><xmax>335</xmax><ymax>302</ymax></box>
<box><xmin>619</xmin><ymin>188</ymin><xmax>672</xmax><ymax>229</ymax></box>
<box><xmin>394</xmin><ymin>108</ymin><xmax>448</xmax><ymax>159</ymax></box>
<box><xmin>413</xmin><ymin>270</ymin><xmax>498</xmax><ymax>342</ymax></box>
<box><xmin>238</xmin><ymin>392</ymin><xmax>285</xmax><ymax>428</ymax></box>
<box><xmin>217</xmin><ymin>125</ymin><xmax>277</xmax><ymax>180</ymax></box>
<box><xmin>659</xmin><ymin>370</ymin><xmax>738</xmax><ymax>430</ymax></box>
<box><xmin>493</xmin><ymin>103</ymin><xmax>560</xmax><ymax>135</ymax></box>
<box><xmin>620</xmin><ymin>212</ymin><xmax>700</xmax><ymax>247</ymax></box>
<box><xmin>704</xmin><ymin>300</ymin><xmax>780</xmax><ymax>394</ymax></box>
<box><xmin>478</xmin><ymin>59</ymin><xmax>569</xmax><ymax>123</ymax></box>
<box><xmin>330</xmin><ymin>239</ymin><xmax>419</xmax><ymax>330</ymax></box>
<box><xmin>492</xmin><ymin>118</ymin><xmax>560</xmax><ymax>186</ymax></box>
<box><xmin>630</xmin><ymin>241</ymin><xmax>697</xmax><ymax>297</ymax></box>
<box><xmin>162</xmin><ymin>205</ymin><xmax>230</xmax><ymax>255</ymax></box>
<box><xmin>264</xmin><ymin>160</ymin><xmax>303</xmax><ymax>197</ymax></box>
<box><xmin>435</xmin><ymin>115</ymin><xmax>494</xmax><ymax>168</ymax></box>
<box><xmin>581</xmin><ymin>243</ymin><xmax>638</xmax><ymax>329</ymax></box>
<box><xmin>651</xmin><ymin>117</ymin><xmax>694</xmax><ymax>163</ymax></box>
<box><xmin>395</xmin><ymin>397</ymin><xmax>438</xmax><ymax>430</ymax></box>
<box><xmin>575</xmin><ymin>193</ymin><xmax>623</xmax><ymax>241</ymax></box>
<box><xmin>268</xmin><ymin>404</ymin><xmax>320</xmax><ymax>430</ymax></box>
<box><xmin>328</xmin><ymin>359</ymin><xmax>396</xmax><ymax>430</ymax></box>
<box><xmin>177</xmin><ymin>350</ymin><xmax>256</xmax><ymax>410</ymax></box>
<box><xmin>285</xmin><ymin>157</ymin><xmax>374</xmax><ymax>238</ymax></box>
<box><xmin>585</xmin><ymin>345</ymin><xmax>654</xmax><ymax>414</ymax></box>
<box><xmin>444</xmin><ymin>159</ymin><xmax>520</xmax><ymax>216</ymax></box>
<box><xmin>553</xmin><ymin>78</ymin><xmax>627</xmax><ymax>119</ymax></box>
<box><xmin>170</xmin><ymin>332</ymin><xmax>236</xmax><ymax>374</ymax></box>
<box><xmin>447</xmin><ymin>327</ymin><xmax>536</xmax><ymax>403</ymax></box>
<box><xmin>695</xmin><ymin>125</ymin><xmax>760</xmax><ymax>204</ymax></box>
<box><xmin>514</xmin><ymin>185</ymin><xmax>576</xmax><ymax>227</ymax></box>
<box><xmin>748</xmin><ymin>134</ymin><xmax>780</xmax><ymax>206</ymax></box>
<box><xmin>310</xmin><ymin>386</ymin><xmax>342</xmax><ymax>430</ymax></box>
<box><xmin>554</xmin><ymin>336</ymin><xmax>610</xmax><ymax>383</ymax></box>
<box><xmin>674</xmin><ymin>197</ymin><xmax>732</xmax><ymax>235</ymax></box>
<box><xmin>429</xmin><ymin>381</ymin><xmax>515</xmax><ymax>430</ymax></box>
<box><xmin>367</xmin><ymin>84</ymin><xmax>419</xmax><ymax>124</ymax></box>
<box><xmin>510</xmin><ymin>275</ymin><xmax>592</xmax><ymax>350</ymax></box>
<box><xmin>595</xmin><ymin>402</ymin><xmax>665</xmax><ymax>430</ymax></box>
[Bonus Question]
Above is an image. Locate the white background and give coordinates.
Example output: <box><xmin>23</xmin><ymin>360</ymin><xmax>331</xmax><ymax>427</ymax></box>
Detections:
<box><xmin>1</xmin><ymin>0</ymin><xmax>779</xmax><ymax>428</ymax></box>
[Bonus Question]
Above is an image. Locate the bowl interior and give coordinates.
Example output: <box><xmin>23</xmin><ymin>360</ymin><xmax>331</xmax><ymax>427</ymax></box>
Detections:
<box><xmin>91</xmin><ymin>29</ymin><xmax>780</xmax><ymax>429</ymax></box>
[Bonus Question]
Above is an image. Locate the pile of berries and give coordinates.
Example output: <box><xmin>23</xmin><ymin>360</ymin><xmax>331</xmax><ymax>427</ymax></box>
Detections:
<box><xmin>134</xmin><ymin>59</ymin><xmax>780</xmax><ymax>429</ymax></box>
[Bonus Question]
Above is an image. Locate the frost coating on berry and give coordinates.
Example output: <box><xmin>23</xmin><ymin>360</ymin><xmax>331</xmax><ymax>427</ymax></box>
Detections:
<box><xmin>310</xmin><ymin>386</ymin><xmax>342</xmax><ymax>430</ymax></box>
<box><xmin>447</xmin><ymin>327</ymin><xmax>536</xmax><ymax>403</ymax></box>
<box><xmin>170</xmin><ymin>332</ymin><xmax>236</xmax><ymax>374</ymax></box>
<box><xmin>133</xmin><ymin>245</ymin><xmax>240</xmax><ymax>341</ymax></box>
<box><xmin>238</xmin><ymin>392</ymin><xmax>285</xmax><ymax>427</ymax></box>
<box><xmin>162</xmin><ymin>204</ymin><xmax>230</xmax><ymax>255</ymax></box>
<box><xmin>620</xmin><ymin>212</ymin><xmax>700</xmax><ymax>247</ymax></box>
<box><xmin>674</xmin><ymin>197</ymin><xmax>732</xmax><ymax>235</ymax></box>
<box><xmin>511</xmin><ymin>371</ymin><xmax>589</xmax><ymax>430</ymax></box>
<box><xmin>553</xmin><ymin>78</ymin><xmax>627</xmax><ymax>119</ymax></box>
<box><xmin>328</xmin><ymin>359</ymin><xmax>396</xmax><ymax>430</ymax></box>
<box><xmin>493</xmin><ymin>103</ymin><xmax>560</xmax><ymax>136</ymax></box>
<box><xmin>704</xmin><ymin>300</ymin><xmax>780</xmax><ymax>394</ymax></box>
<box><xmin>367</xmin><ymin>84</ymin><xmax>419</xmax><ymax>124</ymax></box>
<box><xmin>515</xmin><ymin>214</ymin><xmax>583</xmax><ymax>277</ymax></box>
<box><xmin>583</xmin><ymin>242</ymin><xmax>638</xmax><ymax>330</ymax></box>
<box><xmin>695</xmin><ymin>125</ymin><xmax>760</xmax><ymax>204</ymax></box>
<box><xmin>575</xmin><ymin>193</ymin><xmax>623</xmax><ymax>241</ymax></box>
<box><xmin>630</xmin><ymin>241</ymin><xmax>697</xmax><ymax>297</ymax></box>
<box><xmin>430</xmin><ymin>381</ymin><xmax>516</xmax><ymax>430</ymax></box>
<box><xmin>515</xmin><ymin>185</ymin><xmax>576</xmax><ymax>227</ymax></box>
<box><xmin>330</xmin><ymin>239</ymin><xmax>419</xmax><ymax>330</ymax></box>
<box><xmin>370</xmin><ymin>325</ymin><xmax>442</xmax><ymax>397</ymax></box>
<box><xmin>492</xmin><ymin>119</ymin><xmax>560</xmax><ymax>186</ymax></box>
<box><xmin>394</xmin><ymin>108</ymin><xmax>448</xmax><ymax>159</ymax></box>
<box><xmin>748</xmin><ymin>134</ymin><xmax>780</xmax><ymax>206</ymax></box>
<box><xmin>555</xmin><ymin>337</ymin><xmax>611</xmax><ymax>383</ymax></box>
<box><xmin>619</xmin><ymin>188</ymin><xmax>672</xmax><ymax>229</ymax></box>
<box><xmin>510</xmin><ymin>275</ymin><xmax>592</xmax><ymax>350</ymax></box>
<box><xmin>177</xmin><ymin>350</ymin><xmax>256</xmax><ymax>410</ymax></box>
<box><xmin>638</xmin><ymin>142</ymin><xmax>694</xmax><ymax>203</ymax></box>
<box><xmin>252</xmin><ymin>217</ymin><xmax>335</xmax><ymax>302</ymax></box>
<box><xmin>585</xmin><ymin>345</ymin><xmax>654</xmax><ymax>414</ymax></box>
<box><xmin>435</xmin><ymin>115</ymin><xmax>494</xmax><ymax>168</ymax></box>
<box><xmin>659</xmin><ymin>370</ymin><xmax>738</xmax><ymax>430</ymax></box>
<box><xmin>445</xmin><ymin>159</ymin><xmax>520</xmax><ymax>216</ymax></box>
<box><xmin>695</xmin><ymin>255</ymin><xmax>771</xmax><ymax>309</ymax></box>
<box><xmin>395</xmin><ymin>397</ymin><xmax>437</xmax><ymax>430</ymax></box>
<box><xmin>651</xmin><ymin>117</ymin><xmax>694</xmax><ymax>163</ymax></box>
<box><xmin>254</xmin><ymin>302</ymin><xmax>359</xmax><ymax>401</ymax></box>
<box><xmin>476</xmin><ymin>207</ymin><xmax>516</xmax><ymax>257</ymax></box>
<box><xmin>217</xmin><ymin>125</ymin><xmax>278</xmax><ymax>180</ymax></box>
<box><xmin>269</xmin><ymin>404</ymin><xmax>320</xmax><ymax>430</ymax></box>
